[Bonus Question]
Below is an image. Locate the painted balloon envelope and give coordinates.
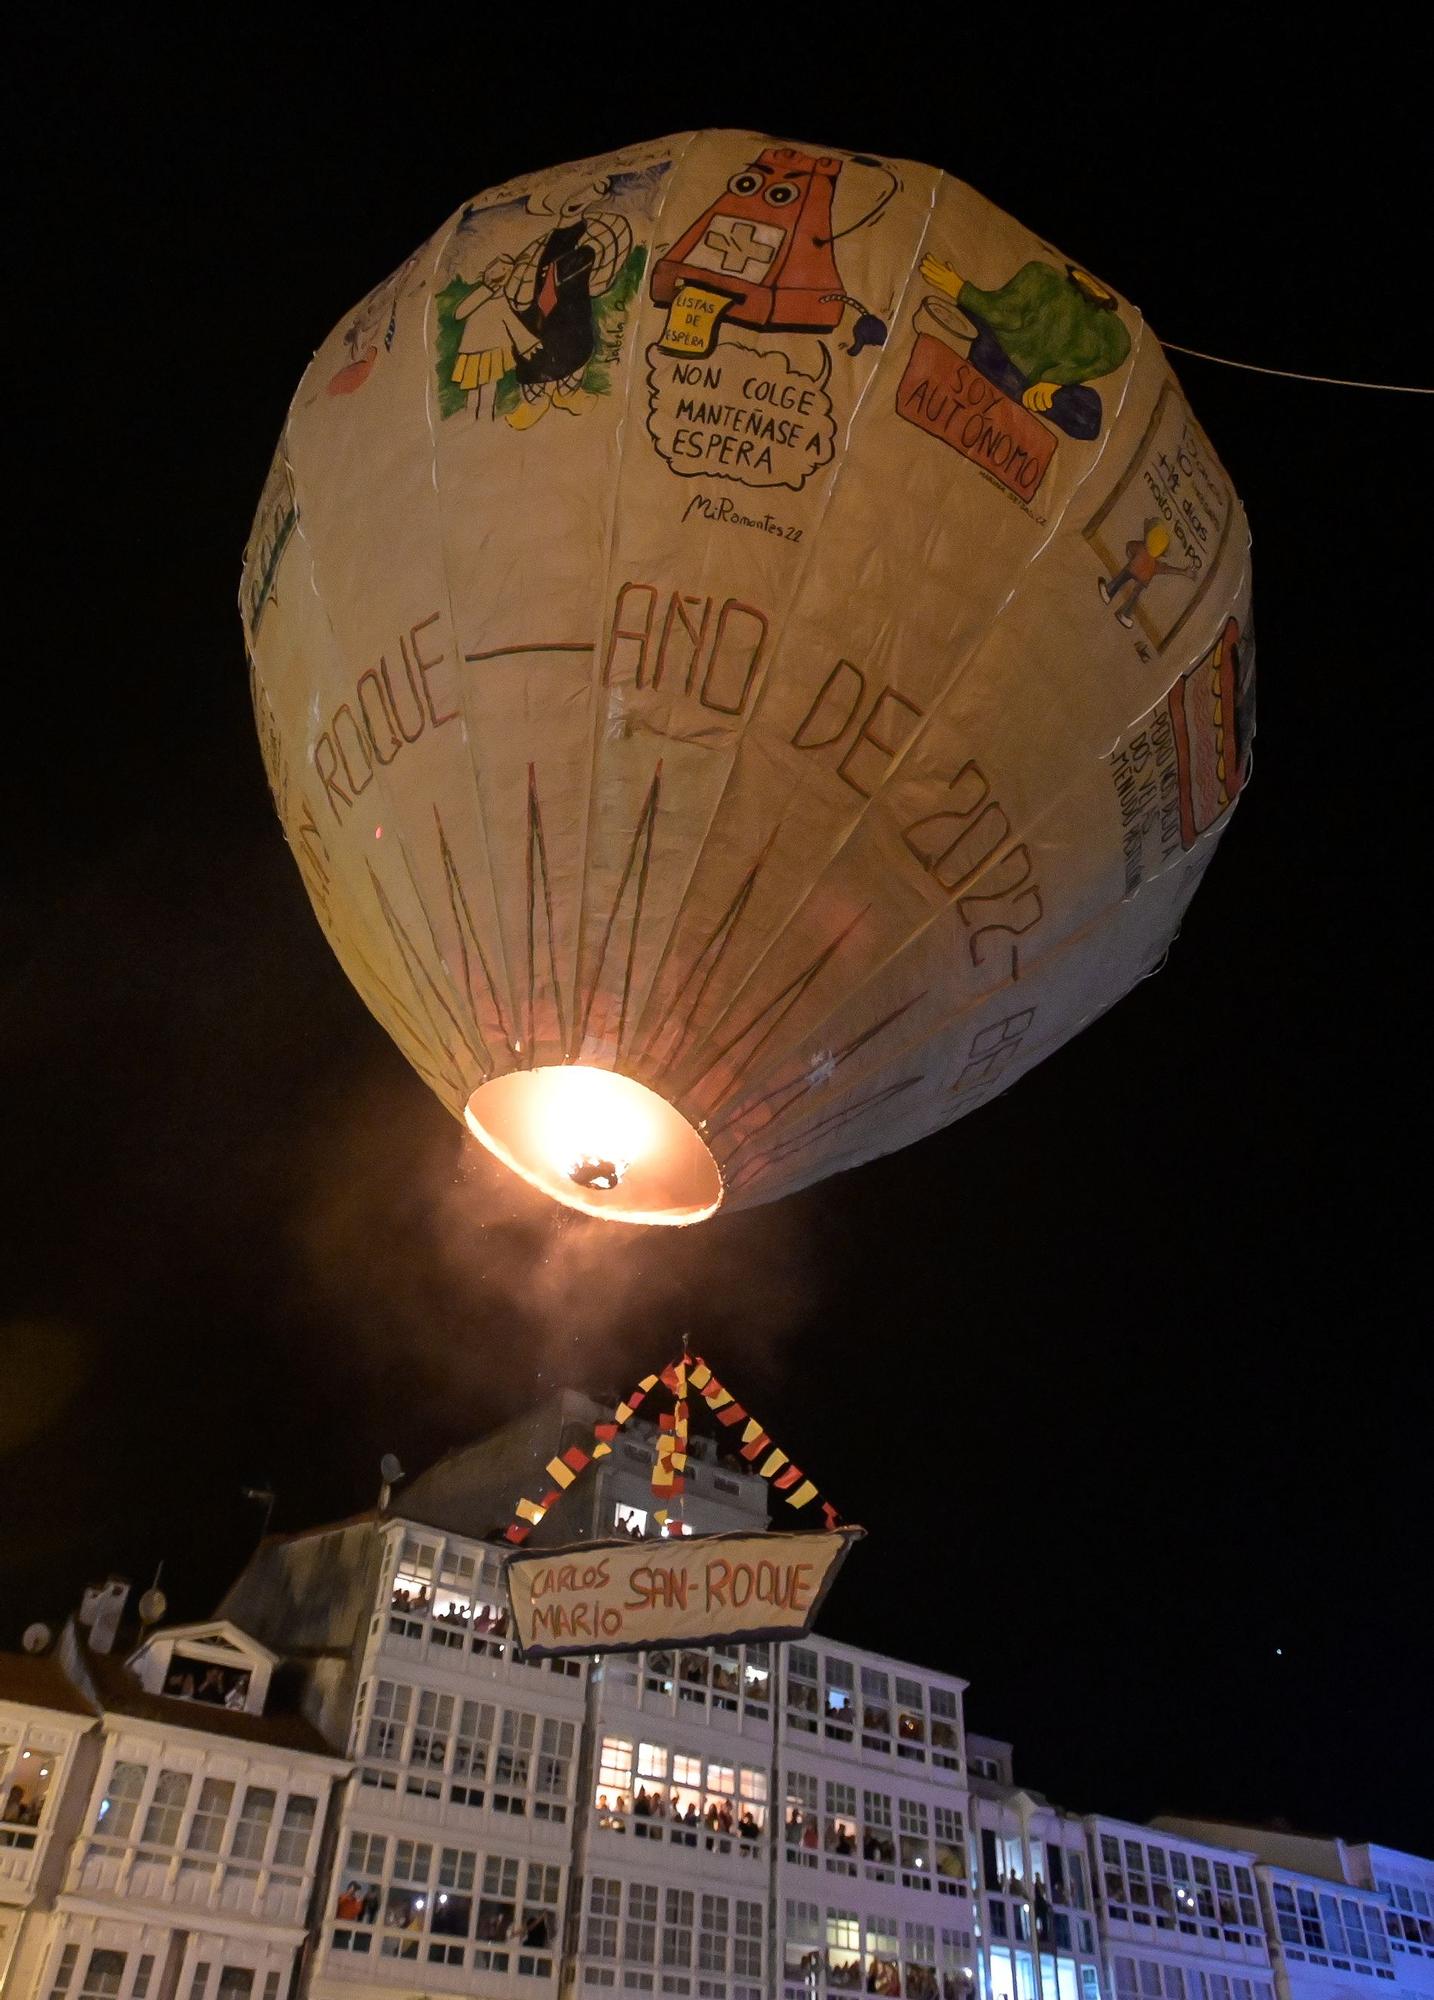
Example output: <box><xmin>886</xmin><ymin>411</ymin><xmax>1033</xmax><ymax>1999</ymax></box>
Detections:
<box><xmin>243</xmin><ymin>131</ymin><xmax>1253</xmax><ymax>1224</ymax></box>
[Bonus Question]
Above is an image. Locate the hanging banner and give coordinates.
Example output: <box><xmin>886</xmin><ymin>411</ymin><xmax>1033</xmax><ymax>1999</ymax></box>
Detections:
<box><xmin>504</xmin><ymin>1526</ymin><xmax>861</xmax><ymax>1658</ymax></box>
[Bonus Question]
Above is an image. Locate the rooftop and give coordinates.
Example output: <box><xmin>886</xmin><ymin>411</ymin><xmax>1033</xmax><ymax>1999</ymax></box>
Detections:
<box><xmin>0</xmin><ymin>1650</ymin><xmax>96</xmax><ymax>1719</ymax></box>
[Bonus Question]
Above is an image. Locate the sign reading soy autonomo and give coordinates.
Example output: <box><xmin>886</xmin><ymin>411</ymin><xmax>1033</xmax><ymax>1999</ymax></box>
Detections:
<box><xmin>505</xmin><ymin>1528</ymin><xmax>860</xmax><ymax>1658</ymax></box>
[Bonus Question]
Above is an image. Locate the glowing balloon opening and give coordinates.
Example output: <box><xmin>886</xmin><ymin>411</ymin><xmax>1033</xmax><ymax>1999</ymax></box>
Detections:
<box><xmin>464</xmin><ymin>1068</ymin><xmax>724</xmax><ymax>1227</ymax></box>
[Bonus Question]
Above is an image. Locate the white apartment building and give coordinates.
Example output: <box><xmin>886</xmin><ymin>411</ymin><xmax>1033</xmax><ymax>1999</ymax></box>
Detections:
<box><xmin>211</xmin><ymin>1390</ymin><xmax>977</xmax><ymax>2000</ymax></box>
<box><xmin>1151</xmin><ymin>1822</ymin><xmax>1430</xmax><ymax>2000</ymax></box>
<box><xmin>1</xmin><ymin>1620</ymin><xmax>346</xmax><ymax>2000</ymax></box>
<box><xmin>963</xmin><ymin>1735</ymin><xmax>1104</xmax><ymax>2000</ymax></box>
<box><xmin>1350</xmin><ymin>1847</ymin><xmax>1434</xmax><ymax>2000</ymax></box>
<box><xmin>2</xmin><ymin>1654</ymin><xmax>99</xmax><ymax>1999</ymax></box>
<box><xmin>1083</xmin><ymin>1815</ymin><xmax>1276</xmax><ymax>2000</ymax></box>
<box><xmin>3</xmin><ymin>1387</ymin><xmax>1427</xmax><ymax>2000</ymax></box>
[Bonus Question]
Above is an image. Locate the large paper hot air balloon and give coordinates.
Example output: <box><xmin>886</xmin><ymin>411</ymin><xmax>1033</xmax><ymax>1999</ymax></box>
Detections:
<box><xmin>243</xmin><ymin>131</ymin><xmax>1253</xmax><ymax>1226</ymax></box>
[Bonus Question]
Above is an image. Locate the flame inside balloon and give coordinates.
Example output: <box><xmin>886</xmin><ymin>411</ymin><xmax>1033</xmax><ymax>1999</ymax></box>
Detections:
<box><xmin>464</xmin><ymin>1068</ymin><xmax>723</xmax><ymax>1227</ymax></box>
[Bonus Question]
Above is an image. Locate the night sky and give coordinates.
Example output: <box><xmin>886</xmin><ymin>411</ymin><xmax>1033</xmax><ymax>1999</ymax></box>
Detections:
<box><xmin>7</xmin><ymin>32</ymin><xmax>1429</xmax><ymax>1854</ymax></box>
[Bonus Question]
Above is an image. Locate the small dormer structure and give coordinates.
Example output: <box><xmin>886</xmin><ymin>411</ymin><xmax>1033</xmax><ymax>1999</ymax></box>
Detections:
<box><xmin>125</xmin><ymin>1621</ymin><xmax>277</xmax><ymax>1717</ymax></box>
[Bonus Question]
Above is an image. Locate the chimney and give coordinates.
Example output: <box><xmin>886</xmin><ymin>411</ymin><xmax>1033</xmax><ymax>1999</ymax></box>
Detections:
<box><xmin>79</xmin><ymin>1577</ymin><xmax>131</xmax><ymax>1654</ymax></box>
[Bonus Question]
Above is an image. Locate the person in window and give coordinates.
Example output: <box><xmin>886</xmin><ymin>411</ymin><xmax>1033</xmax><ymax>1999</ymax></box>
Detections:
<box><xmin>634</xmin><ymin>1788</ymin><xmax>653</xmax><ymax>1818</ymax></box>
<box><xmin>3</xmin><ymin>1785</ymin><xmax>28</xmax><ymax>1823</ymax></box>
<box><xmin>801</xmin><ymin>1817</ymin><xmax>819</xmax><ymax>1852</ymax></box>
<box><xmin>739</xmin><ymin>1810</ymin><xmax>760</xmax><ymax>1842</ymax></box>
<box><xmin>337</xmin><ymin>1882</ymin><xmax>366</xmax><ymax>1921</ymax></box>
<box><xmin>224</xmin><ymin>1679</ymin><xmax>246</xmax><ymax>1711</ymax></box>
<box><xmin>524</xmin><ymin>1913</ymin><xmax>550</xmax><ymax>1948</ymax></box>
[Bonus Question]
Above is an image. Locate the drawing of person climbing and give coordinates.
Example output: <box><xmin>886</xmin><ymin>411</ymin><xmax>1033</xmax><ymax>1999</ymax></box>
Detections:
<box><xmin>1098</xmin><ymin>519</ymin><xmax>1197</xmax><ymax>627</ymax></box>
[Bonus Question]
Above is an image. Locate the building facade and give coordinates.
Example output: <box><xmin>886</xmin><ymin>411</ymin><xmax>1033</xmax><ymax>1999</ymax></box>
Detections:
<box><xmin>1</xmin><ymin>1623</ymin><xmax>347</xmax><ymax>2000</ymax></box>
<box><xmin>1150</xmin><ymin>1822</ymin><xmax>1430</xmax><ymax>2000</ymax></box>
<box><xmin>3</xmin><ymin>1391</ymin><xmax>1427</xmax><ymax>2000</ymax></box>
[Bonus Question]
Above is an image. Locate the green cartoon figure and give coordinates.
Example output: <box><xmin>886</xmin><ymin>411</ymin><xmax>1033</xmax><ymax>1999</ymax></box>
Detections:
<box><xmin>920</xmin><ymin>254</ymin><xmax>1131</xmax><ymax>439</ymax></box>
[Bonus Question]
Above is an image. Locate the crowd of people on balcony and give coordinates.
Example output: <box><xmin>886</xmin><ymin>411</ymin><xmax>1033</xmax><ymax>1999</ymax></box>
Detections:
<box><xmin>334</xmin><ymin>1879</ymin><xmax>551</xmax><ymax>1949</ymax></box>
<box><xmin>791</xmin><ymin>1954</ymin><xmax>968</xmax><ymax>2000</ymax></box>
<box><xmin>593</xmin><ymin>1786</ymin><xmax>762</xmax><ymax>1842</ymax></box>
<box><xmin>388</xmin><ymin>1582</ymin><xmax>509</xmax><ymax>1639</ymax></box>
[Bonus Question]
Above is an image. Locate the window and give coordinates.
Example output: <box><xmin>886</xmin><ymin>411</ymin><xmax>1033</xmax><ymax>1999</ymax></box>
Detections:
<box><xmin>95</xmin><ymin>1761</ymin><xmax>147</xmax><ymax>1839</ymax></box>
<box><xmin>901</xmin><ymin>1799</ymin><xmax>931</xmax><ymax>1879</ymax></box>
<box><xmin>274</xmin><ymin>1794</ymin><xmax>316</xmax><ymax>1867</ymax></box>
<box><xmin>825</xmin><ymin>1658</ymin><xmax>856</xmax><ymax>1729</ymax></box>
<box><xmin>787</xmin><ymin>1771</ymin><xmax>818</xmax><ymax>1859</ymax></box>
<box><xmin>215</xmin><ymin>1972</ymin><xmax>253</xmax><ymax>2000</ymax></box>
<box><xmin>862</xmin><ymin>1668</ymin><xmax>892</xmax><ymax>1742</ymax></box>
<box><xmin>787</xmin><ymin>1901</ymin><xmax>822</xmax><ymax>1983</ymax></box>
<box><xmin>1</xmin><ymin>1737</ymin><xmax>63</xmax><ymax>1836</ymax></box>
<box><xmin>431</xmin><ymin>1845</ymin><xmax>474</xmax><ymax>1938</ymax></box>
<box><xmin>188</xmin><ymin>1778</ymin><xmax>234</xmax><ymax>1854</ymax></box>
<box><xmin>79</xmin><ymin>1953</ymin><xmax>127</xmax><ymax>2000</ymax></box>
<box><xmin>940</xmin><ymin>1931</ymin><xmax>972</xmax><ymax>2000</ymax></box>
<box><xmin>454</xmin><ymin>1700</ymin><xmax>494</xmax><ymax>1790</ymax></box>
<box><xmin>495</xmin><ymin>1712</ymin><xmax>535</xmax><ymax>1796</ymax></box>
<box><xmin>663</xmin><ymin>1889</ymin><xmax>695</xmax><ymax>1968</ymax></box>
<box><xmin>615</xmin><ymin>1502</ymin><xmax>648</xmax><ymax>1537</ymax></box>
<box><xmin>907</xmin><ymin>1923</ymin><xmax>938</xmax><ymax>2000</ymax></box>
<box><xmin>826</xmin><ymin>1782</ymin><xmax>857</xmax><ymax>1860</ymax></box>
<box><xmin>393</xmin><ymin>1535</ymin><xmax>437</xmax><ymax>1605</ymax></box>
<box><xmin>413</xmin><ymin>1691</ymin><xmax>453</xmax><ymax>1769</ymax></box>
<box><xmin>744</xmin><ymin>1646</ymin><xmax>771</xmax><ymax>1712</ymax></box>
<box><xmin>366</xmin><ymin>1682</ymin><xmax>412</xmax><ymax>1762</ymax></box>
<box><xmin>700</xmin><ymin>1896</ymin><xmax>730</xmax><ymax>1972</ymax></box>
<box><xmin>787</xmin><ymin>1650</ymin><xmax>819</xmax><ymax>1724</ymax></box>
<box><xmin>537</xmin><ymin>1718</ymin><xmax>574</xmax><ymax>1803</ymax></box>
<box><xmin>164</xmin><ymin>1655</ymin><xmax>252</xmax><ymax>1709</ymax></box>
<box><xmin>479</xmin><ymin>1853</ymin><xmax>519</xmax><ymax>1947</ymax></box>
<box><xmin>231</xmin><ymin>1787</ymin><xmax>276</xmax><ymax>1862</ymax></box>
<box><xmin>141</xmin><ymin>1770</ymin><xmax>192</xmax><ymax>1847</ymax></box>
<box><xmin>896</xmin><ymin>1678</ymin><xmax>927</xmax><ymax>1753</ymax></box>
<box><xmin>828</xmin><ymin>1910</ymin><xmax>861</xmax><ymax>1990</ymax></box>
<box><xmin>934</xmin><ymin>1807</ymin><xmax>964</xmax><ymax>1890</ymax></box>
<box><xmin>866</xmin><ymin>1916</ymin><xmax>900</xmax><ymax>1991</ymax></box>
<box><xmin>522</xmin><ymin>1860</ymin><xmax>561</xmax><ymax>1960</ymax></box>
<box><xmin>48</xmin><ymin>1947</ymin><xmax>80</xmax><ymax>2000</ymax></box>
<box><xmin>628</xmin><ymin>1882</ymin><xmax>660</xmax><ymax>1964</ymax></box>
<box><xmin>132</xmin><ymin>1959</ymin><xmax>154</xmax><ymax>2000</ymax></box>
<box><xmin>930</xmin><ymin>1688</ymin><xmax>961</xmax><ymax>1766</ymax></box>
<box><xmin>735</xmin><ymin>1900</ymin><xmax>762</xmax><ymax>1979</ymax></box>
<box><xmin>185</xmin><ymin>1964</ymin><xmax>211</xmax><ymax>2000</ymax></box>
